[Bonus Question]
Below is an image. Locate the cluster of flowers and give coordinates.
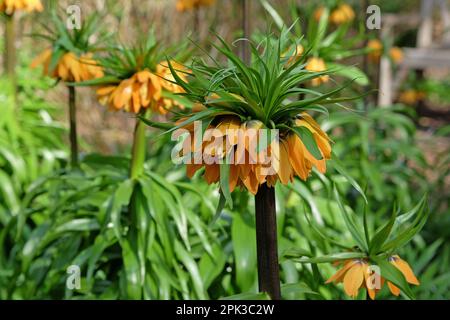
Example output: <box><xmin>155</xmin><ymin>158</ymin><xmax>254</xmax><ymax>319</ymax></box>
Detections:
<box><xmin>314</xmin><ymin>4</ymin><xmax>355</xmax><ymax>25</ymax></box>
<box><xmin>179</xmin><ymin>109</ymin><xmax>331</xmax><ymax>195</ymax></box>
<box><xmin>96</xmin><ymin>62</ymin><xmax>187</xmax><ymax>114</ymax></box>
<box><xmin>328</xmin><ymin>255</ymin><xmax>420</xmax><ymax>299</ymax></box>
<box><xmin>176</xmin><ymin>0</ymin><xmax>215</xmax><ymax>12</ymax></box>
<box><xmin>398</xmin><ymin>89</ymin><xmax>426</xmax><ymax>105</ymax></box>
<box><xmin>368</xmin><ymin>39</ymin><xmax>404</xmax><ymax>64</ymax></box>
<box><xmin>31</xmin><ymin>50</ymin><xmax>103</xmax><ymax>82</ymax></box>
<box><xmin>0</xmin><ymin>0</ymin><xmax>42</xmax><ymax>14</ymax></box>
<box><xmin>31</xmin><ymin>50</ymin><xmax>187</xmax><ymax>116</ymax></box>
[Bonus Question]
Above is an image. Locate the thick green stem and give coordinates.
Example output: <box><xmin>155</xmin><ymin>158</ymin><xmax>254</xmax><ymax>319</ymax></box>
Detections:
<box><xmin>126</xmin><ymin>112</ymin><xmax>148</xmax><ymax>299</ymax></box>
<box><xmin>254</xmin><ymin>183</ymin><xmax>281</xmax><ymax>300</ymax></box>
<box><xmin>4</xmin><ymin>14</ymin><xmax>16</xmax><ymax>77</ymax></box>
<box><xmin>68</xmin><ymin>86</ymin><xmax>79</xmax><ymax>168</ymax></box>
<box><xmin>129</xmin><ymin>113</ymin><xmax>147</xmax><ymax>179</ymax></box>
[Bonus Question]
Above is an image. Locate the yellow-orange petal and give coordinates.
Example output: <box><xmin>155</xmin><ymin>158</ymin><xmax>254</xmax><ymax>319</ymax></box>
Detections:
<box><xmin>390</xmin><ymin>47</ymin><xmax>404</xmax><ymax>64</ymax></box>
<box><xmin>278</xmin><ymin>140</ymin><xmax>293</xmax><ymax>185</ymax></box>
<box><xmin>57</xmin><ymin>58</ymin><xmax>69</xmax><ymax>81</ymax></box>
<box><xmin>204</xmin><ymin>164</ymin><xmax>220</xmax><ymax>184</ymax></box>
<box><xmin>97</xmin><ymin>86</ymin><xmax>116</xmax><ymax>96</ymax></box>
<box><xmin>387</xmin><ymin>281</ymin><xmax>401</xmax><ymax>296</ymax></box>
<box><xmin>187</xmin><ymin>163</ymin><xmax>203</xmax><ymax>178</ymax></box>
<box><xmin>391</xmin><ymin>256</ymin><xmax>420</xmax><ymax>285</ymax></box>
<box><xmin>137</xmin><ymin>70</ymin><xmax>152</xmax><ymax>83</ymax></box>
<box><xmin>314</xmin><ymin>133</ymin><xmax>332</xmax><ymax>159</ymax></box>
<box><xmin>229</xmin><ymin>164</ymin><xmax>239</xmax><ymax>192</ymax></box>
<box><xmin>326</xmin><ymin>260</ymin><xmax>357</xmax><ymax>284</ymax></box>
<box><xmin>343</xmin><ymin>262</ymin><xmax>365</xmax><ymax>298</ymax></box>
<box><xmin>242</xmin><ymin>170</ymin><xmax>259</xmax><ymax>195</ymax></box>
<box><xmin>363</xmin><ymin>264</ymin><xmax>380</xmax><ymax>300</ymax></box>
<box><xmin>287</xmin><ymin>134</ymin><xmax>310</xmax><ymax>181</ymax></box>
<box><xmin>300</xmin><ymin>113</ymin><xmax>330</xmax><ymax>142</ymax></box>
<box><xmin>114</xmin><ymin>83</ymin><xmax>133</xmax><ymax>110</ymax></box>
<box><xmin>132</xmin><ymin>88</ymin><xmax>141</xmax><ymax>113</ymax></box>
<box><xmin>239</xmin><ymin>162</ymin><xmax>252</xmax><ymax>180</ymax></box>
<box><xmin>30</xmin><ymin>49</ymin><xmax>52</xmax><ymax>69</ymax></box>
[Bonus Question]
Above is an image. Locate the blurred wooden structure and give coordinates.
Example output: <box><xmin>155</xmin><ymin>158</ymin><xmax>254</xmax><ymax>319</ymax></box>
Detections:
<box><xmin>378</xmin><ymin>0</ymin><xmax>450</xmax><ymax>107</ymax></box>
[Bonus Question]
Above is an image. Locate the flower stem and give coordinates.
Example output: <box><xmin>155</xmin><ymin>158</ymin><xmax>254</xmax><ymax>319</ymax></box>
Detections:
<box><xmin>4</xmin><ymin>14</ymin><xmax>17</xmax><ymax>102</ymax></box>
<box><xmin>129</xmin><ymin>112</ymin><xmax>147</xmax><ymax>179</ymax></box>
<box><xmin>4</xmin><ymin>14</ymin><xmax>16</xmax><ymax>78</ymax></box>
<box><xmin>254</xmin><ymin>183</ymin><xmax>281</xmax><ymax>300</ymax></box>
<box><xmin>126</xmin><ymin>112</ymin><xmax>148</xmax><ymax>299</ymax></box>
<box><xmin>68</xmin><ymin>86</ymin><xmax>79</xmax><ymax>168</ymax></box>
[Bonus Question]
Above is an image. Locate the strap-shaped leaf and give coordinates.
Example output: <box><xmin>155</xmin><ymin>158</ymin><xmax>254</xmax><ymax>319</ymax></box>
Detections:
<box><xmin>48</xmin><ymin>49</ymin><xmax>65</xmax><ymax>75</ymax></box>
<box><xmin>281</xmin><ymin>283</ymin><xmax>318</xmax><ymax>298</ymax></box>
<box><xmin>219</xmin><ymin>152</ymin><xmax>233</xmax><ymax>209</ymax></box>
<box><xmin>329</xmin><ymin>153</ymin><xmax>368</xmax><ymax>203</ymax></box>
<box><xmin>327</xmin><ymin>63</ymin><xmax>369</xmax><ymax>86</ymax></box>
<box><xmin>260</xmin><ymin>0</ymin><xmax>285</xmax><ymax>30</ymax></box>
<box><xmin>210</xmin><ymin>191</ymin><xmax>227</xmax><ymax>226</ymax></box>
<box><xmin>291</xmin><ymin>251</ymin><xmax>366</xmax><ymax>264</ymax></box>
<box><xmin>138</xmin><ymin>116</ymin><xmax>175</xmax><ymax>131</ymax></box>
<box><xmin>372</xmin><ymin>256</ymin><xmax>415</xmax><ymax>300</ymax></box>
<box><xmin>301</xmin><ymin>203</ymin><xmax>351</xmax><ymax>250</ymax></box>
<box><xmin>334</xmin><ymin>185</ymin><xmax>368</xmax><ymax>252</ymax></box>
<box><xmin>220</xmin><ymin>292</ymin><xmax>270</xmax><ymax>300</ymax></box>
<box><xmin>381</xmin><ymin>197</ymin><xmax>429</xmax><ymax>252</ymax></box>
<box><xmin>69</xmin><ymin>75</ymin><xmax>121</xmax><ymax>87</ymax></box>
<box><xmin>369</xmin><ymin>207</ymin><xmax>397</xmax><ymax>255</ymax></box>
<box><xmin>108</xmin><ymin>179</ymin><xmax>134</xmax><ymax>242</ymax></box>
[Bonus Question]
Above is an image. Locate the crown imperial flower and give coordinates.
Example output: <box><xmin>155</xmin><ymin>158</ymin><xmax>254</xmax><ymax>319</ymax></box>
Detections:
<box><xmin>0</xmin><ymin>0</ymin><xmax>43</xmax><ymax>14</ymax></box>
<box><xmin>176</xmin><ymin>0</ymin><xmax>215</xmax><ymax>12</ymax></box>
<box><xmin>149</xmin><ymin>33</ymin><xmax>359</xmax><ymax>199</ymax></box>
<box><xmin>314</xmin><ymin>3</ymin><xmax>355</xmax><ymax>25</ymax></box>
<box><xmin>181</xmin><ymin>112</ymin><xmax>331</xmax><ymax>195</ymax></box>
<box><xmin>96</xmin><ymin>61</ymin><xmax>187</xmax><ymax>114</ymax></box>
<box><xmin>326</xmin><ymin>255</ymin><xmax>420</xmax><ymax>299</ymax></box>
<box><xmin>31</xmin><ymin>50</ymin><xmax>103</xmax><ymax>82</ymax></box>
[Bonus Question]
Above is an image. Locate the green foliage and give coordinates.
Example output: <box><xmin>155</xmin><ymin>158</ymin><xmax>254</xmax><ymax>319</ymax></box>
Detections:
<box><xmin>0</xmin><ymin>75</ymin><xmax>66</xmax><ymax>299</ymax></box>
<box><xmin>9</xmin><ymin>162</ymin><xmax>218</xmax><ymax>299</ymax></box>
<box><xmin>276</xmin><ymin>103</ymin><xmax>448</xmax><ymax>300</ymax></box>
